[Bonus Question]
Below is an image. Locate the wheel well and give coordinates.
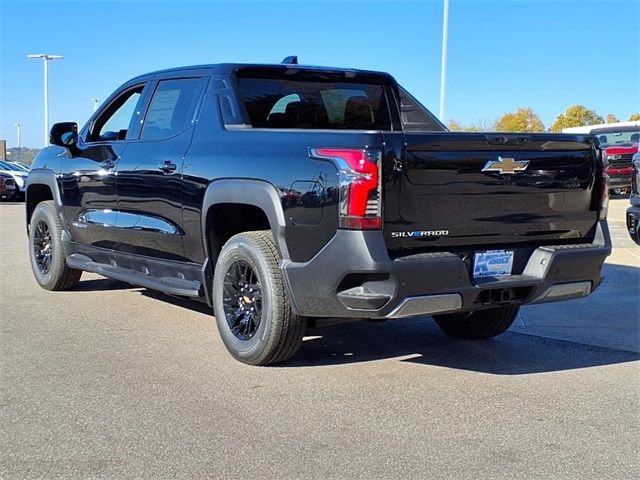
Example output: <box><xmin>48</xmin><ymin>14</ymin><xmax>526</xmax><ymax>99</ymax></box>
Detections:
<box><xmin>206</xmin><ymin>203</ymin><xmax>271</xmax><ymax>263</ymax></box>
<box><xmin>26</xmin><ymin>184</ymin><xmax>54</xmax><ymax>225</ymax></box>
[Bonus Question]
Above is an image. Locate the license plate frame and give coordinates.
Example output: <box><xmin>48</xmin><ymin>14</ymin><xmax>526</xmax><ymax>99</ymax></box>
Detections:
<box><xmin>473</xmin><ymin>250</ymin><xmax>514</xmax><ymax>279</ymax></box>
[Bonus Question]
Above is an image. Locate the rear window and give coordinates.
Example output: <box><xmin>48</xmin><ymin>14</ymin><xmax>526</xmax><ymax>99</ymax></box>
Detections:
<box><xmin>235</xmin><ymin>77</ymin><xmax>391</xmax><ymax>130</ymax></box>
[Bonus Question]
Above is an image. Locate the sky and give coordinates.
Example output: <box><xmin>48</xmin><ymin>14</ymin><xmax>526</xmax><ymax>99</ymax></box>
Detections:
<box><xmin>0</xmin><ymin>0</ymin><xmax>638</xmax><ymax>148</ymax></box>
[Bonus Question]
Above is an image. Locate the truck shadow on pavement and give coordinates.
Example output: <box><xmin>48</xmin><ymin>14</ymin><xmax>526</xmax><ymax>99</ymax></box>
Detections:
<box><xmin>71</xmin><ymin>265</ymin><xmax>639</xmax><ymax>375</ymax></box>
<box><xmin>73</xmin><ymin>278</ymin><xmax>135</xmax><ymax>292</ymax></box>
<box><xmin>288</xmin><ymin>318</ymin><xmax>640</xmax><ymax>374</ymax></box>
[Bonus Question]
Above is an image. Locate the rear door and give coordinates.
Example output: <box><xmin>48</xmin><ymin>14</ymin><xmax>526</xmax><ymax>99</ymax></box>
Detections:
<box><xmin>382</xmin><ymin>87</ymin><xmax>600</xmax><ymax>255</ymax></box>
<box><xmin>115</xmin><ymin>74</ymin><xmax>208</xmax><ymax>261</ymax></box>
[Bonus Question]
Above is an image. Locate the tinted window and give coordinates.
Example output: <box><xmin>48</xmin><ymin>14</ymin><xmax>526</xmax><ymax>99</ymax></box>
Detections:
<box><xmin>91</xmin><ymin>87</ymin><xmax>144</xmax><ymax>142</ymax></box>
<box><xmin>236</xmin><ymin>78</ymin><xmax>391</xmax><ymax>130</ymax></box>
<box><xmin>398</xmin><ymin>86</ymin><xmax>446</xmax><ymax>132</ymax></box>
<box><xmin>141</xmin><ymin>78</ymin><xmax>204</xmax><ymax>140</ymax></box>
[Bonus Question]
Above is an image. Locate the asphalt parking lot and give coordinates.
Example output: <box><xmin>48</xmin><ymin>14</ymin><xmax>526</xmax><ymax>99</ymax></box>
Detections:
<box><xmin>1</xmin><ymin>199</ymin><xmax>638</xmax><ymax>479</ymax></box>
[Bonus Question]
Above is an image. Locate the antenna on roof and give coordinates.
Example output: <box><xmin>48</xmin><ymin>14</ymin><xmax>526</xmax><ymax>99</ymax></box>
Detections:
<box><xmin>281</xmin><ymin>55</ymin><xmax>298</xmax><ymax>65</ymax></box>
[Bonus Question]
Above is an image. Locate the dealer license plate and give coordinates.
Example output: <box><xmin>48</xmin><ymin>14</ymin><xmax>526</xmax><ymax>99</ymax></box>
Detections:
<box><xmin>473</xmin><ymin>250</ymin><xmax>514</xmax><ymax>279</ymax></box>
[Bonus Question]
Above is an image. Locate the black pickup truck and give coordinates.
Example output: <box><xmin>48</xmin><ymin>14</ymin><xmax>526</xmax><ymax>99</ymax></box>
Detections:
<box><xmin>27</xmin><ymin>60</ymin><xmax>611</xmax><ymax>365</ymax></box>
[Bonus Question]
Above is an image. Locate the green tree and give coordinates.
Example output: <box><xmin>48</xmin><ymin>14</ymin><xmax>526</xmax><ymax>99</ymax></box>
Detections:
<box><xmin>605</xmin><ymin>113</ymin><xmax>620</xmax><ymax>123</ymax></box>
<box><xmin>629</xmin><ymin>113</ymin><xmax>640</xmax><ymax>121</ymax></box>
<box><xmin>6</xmin><ymin>147</ymin><xmax>40</xmax><ymax>165</ymax></box>
<box><xmin>550</xmin><ymin>105</ymin><xmax>604</xmax><ymax>132</ymax></box>
<box><xmin>464</xmin><ymin>123</ymin><xmax>485</xmax><ymax>132</ymax></box>
<box><xmin>447</xmin><ymin>119</ymin><xmax>495</xmax><ymax>132</ymax></box>
<box><xmin>446</xmin><ymin>119</ymin><xmax>464</xmax><ymax>131</ymax></box>
<box><xmin>495</xmin><ymin>107</ymin><xmax>545</xmax><ymax>132</ymax></box>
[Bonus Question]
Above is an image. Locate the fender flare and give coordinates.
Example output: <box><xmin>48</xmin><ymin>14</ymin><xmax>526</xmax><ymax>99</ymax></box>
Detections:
<box><xmin>25</xmin><ymin>169</ymin><xmax>66</xmax><ymax>228</ymax></box>
<box><xmin>201</xmin><ymin>179</ymin><xmax>290</xmax><ymax>261</ymax></box>
<box><xmin>25</xmin><ymin>169</ymin><xmax>75</xmax><ymax>257</ymax></box>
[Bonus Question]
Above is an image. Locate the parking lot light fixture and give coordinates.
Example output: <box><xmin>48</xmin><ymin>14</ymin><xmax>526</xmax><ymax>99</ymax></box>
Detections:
<box><xmin>13</xmin><ymin>123</ymin><xmax>21</xmax><ymax>162</ymax></box>
<box><xmin>27</xmin><ymin>54</ymin><xmax>64</xmax><ymax>146</ymax></box>
<box><xmin>439</xmin><ymin>0</ymin><xmax>449</xmax><ymax>121</ymax></box>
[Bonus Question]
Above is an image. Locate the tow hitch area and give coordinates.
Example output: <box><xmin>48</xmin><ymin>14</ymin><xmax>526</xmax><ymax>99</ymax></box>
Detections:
<box><xmin>476</xmin><ymin>286</ymin><xmax>534</xmax><ymax>306</ymax></box>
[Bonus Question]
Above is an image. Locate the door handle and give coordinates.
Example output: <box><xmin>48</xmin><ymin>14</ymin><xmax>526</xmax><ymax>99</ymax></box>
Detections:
<box><xmin>158</xmin><ymin>160</ymin><xmax>177</xmax><ymax>174</ymax></box>
<box><xmin>100</xmin><ymin>160</ymin><xmax>115</xmax><ymax>170</ymax></box>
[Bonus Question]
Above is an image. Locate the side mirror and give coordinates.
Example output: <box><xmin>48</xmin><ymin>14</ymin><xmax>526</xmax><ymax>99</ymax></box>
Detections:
<box><xmin>50</xmin><ymin>122</ymin><xmax>78</xmax><ymax>148</ymax></box>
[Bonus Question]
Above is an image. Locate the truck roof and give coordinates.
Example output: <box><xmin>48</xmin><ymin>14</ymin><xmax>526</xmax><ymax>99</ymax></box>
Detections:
<box><xmin>130</xmin><ymin>62</ymin><xmax>395</xmax><ymax>83</ymax></box>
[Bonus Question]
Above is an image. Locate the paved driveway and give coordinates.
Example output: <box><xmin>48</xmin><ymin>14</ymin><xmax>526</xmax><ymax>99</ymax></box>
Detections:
<box><xmin>1</xmin><ymin>199</ymin><xmax>638</xmax><ymax>479</ymax></box>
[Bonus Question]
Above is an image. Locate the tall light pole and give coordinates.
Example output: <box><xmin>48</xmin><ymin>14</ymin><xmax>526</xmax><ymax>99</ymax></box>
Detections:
<box><xmin>13</xmin><ymin>123</ymin><xmax>21</xmax><ymax>162</ymax></box>
<box><xmin>91</xmin><ymin>98</ymin><xmax>101</xmax><ymax>112</ymax></box>
<box><xmin>27</xmin><ymin>54</ymin><xmax>64</xmax><ymax>146</ymax></box>
<box><xmin>439</xmin><ymin>0</ymin><xmax>450</xmax><ymax>121</ymax></box>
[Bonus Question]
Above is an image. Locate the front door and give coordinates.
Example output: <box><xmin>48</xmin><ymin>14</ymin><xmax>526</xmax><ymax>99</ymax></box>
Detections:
<box><xmin>115</xmin><ymin>76</ymin><xmax>207</xmax><ymax>262</ymax></box>
<box><xmin>62</xmin><ymin>82</ymin><xmax>148</xmax><ymax>249</ymax></box>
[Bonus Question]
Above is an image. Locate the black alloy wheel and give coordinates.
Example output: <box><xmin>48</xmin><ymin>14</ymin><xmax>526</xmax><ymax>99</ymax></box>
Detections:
<box><xmin>212</xmin><ymin>231</ymin><xmax>305</xmax><ymax>365</ymax></box>
<box><xmin>28</xmin><ymin>200</ymin><xmax>82</xmax><ymax>291</ymax></box>
<box><xmin>32</xmin><ymin>220</ymin><xmax>53</xmax><ymax>275</ymax></box>
<box><xmin>223</xmin><ymin>259</ymin><xmax>263</xmax><ymax>340</ymax></box>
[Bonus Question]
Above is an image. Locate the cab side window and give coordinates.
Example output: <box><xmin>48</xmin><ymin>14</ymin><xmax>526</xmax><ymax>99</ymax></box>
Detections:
<box><xmin>141</xmin><ymin>78</ymin><xmax>205</xmax><ymax>141</ymax></box>
<box><xmin>398</xmin><ymin>86</ymin><xmax>446</xmax><ymax>132</ymax></box>
<box><xmin>89</xmin><ymin>86</ymin><xmax>144</xmax><ymax>142</ymax></box>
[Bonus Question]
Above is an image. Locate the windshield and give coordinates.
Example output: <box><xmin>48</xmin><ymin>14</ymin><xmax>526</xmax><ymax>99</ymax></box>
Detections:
<box><xmin>0</xmin><ymin>160</ymin><xmax>25</xmax><ymax>172</ymax></box>
<box><xmin>595</xmin><ymin>131</ymin><xmax>640</xmax><ymax>147</ymax></box>
<box><xmin>9</xmin><ymin>162</ymin><xmax>29</xmax><ymax>172</ymax></box>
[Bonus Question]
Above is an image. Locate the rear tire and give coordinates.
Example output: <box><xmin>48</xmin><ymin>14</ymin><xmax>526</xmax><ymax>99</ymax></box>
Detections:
<box><xmin>212</xmin><ymin>231</ymin><xmax>305</xmax><ymax>366</ymax></box>
<box><xmin>433</xmin><ymin>305</ymin><xmax>519</xmax><ymax>340</ymax></box>
<box><xmin>28</xmin><ymin>200</ymin><xmax>82</xmax><ymax>291</ymax></box>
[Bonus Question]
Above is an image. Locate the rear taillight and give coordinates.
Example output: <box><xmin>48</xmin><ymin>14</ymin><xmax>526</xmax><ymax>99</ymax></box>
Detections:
<box><xmin>600</xmin><ymin>149</ymin><xmax>609</xmax><ymax>220</ymax></box>
<box><xmin>310</xmin><ymin>148</ymin><xmax>382</xmax><ymax>229</ymax></box>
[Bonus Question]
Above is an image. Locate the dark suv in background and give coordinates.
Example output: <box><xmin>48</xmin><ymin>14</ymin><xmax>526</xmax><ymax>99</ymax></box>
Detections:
<box><xmin>0</xmin><ymin>173</ymin><xmax>17</xmax><ymax>201</ymax></box>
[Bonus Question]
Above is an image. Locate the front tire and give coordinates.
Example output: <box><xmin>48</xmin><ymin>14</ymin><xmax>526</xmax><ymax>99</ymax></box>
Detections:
<box><xmin>212</xmin><ymin>231</ymin><xmax>305</xmax><ymax>366</ymax></box>
<box><xmin>28</xmin><ymin>200</ymin><xmax>82</xmax><ymax>290</ymax></box>
<box><xmin>433</xmin><ymin>305</ymin><xmax>519</xmax><ymax>340</ymax></box>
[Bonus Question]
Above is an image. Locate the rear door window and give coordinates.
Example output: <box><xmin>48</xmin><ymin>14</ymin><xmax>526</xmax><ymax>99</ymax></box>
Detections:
<box><xmin>141</xmin><ymin>78</ymin><xmax>205</xmax><ymax>140</ymax></box>
<box><xmin>236</xmin><ymin>77</ymin><xmax>391</xmax><ymax>130</ymax></box>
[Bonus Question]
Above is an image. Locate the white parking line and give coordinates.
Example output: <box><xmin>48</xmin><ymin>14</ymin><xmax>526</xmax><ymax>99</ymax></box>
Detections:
<box><xmin>622</xmin><ymin>248</ymin><xmax>640</xmax><ymax>260</ymax></box>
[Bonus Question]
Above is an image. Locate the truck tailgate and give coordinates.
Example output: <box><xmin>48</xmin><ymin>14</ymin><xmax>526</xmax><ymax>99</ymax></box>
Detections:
<box><xmin>383</xmin><ymin>133</ymin><xmax>602</xmax><ymax>254</ymax></box>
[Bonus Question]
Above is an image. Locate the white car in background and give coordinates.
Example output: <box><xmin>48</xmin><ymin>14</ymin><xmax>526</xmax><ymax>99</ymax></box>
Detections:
<box><xmin>7</xmin><ymin>161</ymin><xmax>31</xmax><ymax>173</ymax></box>
<box><xmin>0</xmin><ymin>160</ymin><xmax>28</xmax><ymax>200</ymax></box>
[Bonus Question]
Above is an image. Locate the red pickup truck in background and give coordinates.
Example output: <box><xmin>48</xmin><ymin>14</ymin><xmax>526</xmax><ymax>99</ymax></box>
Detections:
<box><xmin>593</xmin><ymin>126</ymin><xmax>639</xmax><ymax>196</ymax></box>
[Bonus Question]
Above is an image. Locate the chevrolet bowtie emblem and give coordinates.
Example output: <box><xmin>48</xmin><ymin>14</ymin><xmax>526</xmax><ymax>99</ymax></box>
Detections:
<box><xmin>482</xmin><ymin>156</ymin><xmax>529</xmax><ymax>174</ymax></box>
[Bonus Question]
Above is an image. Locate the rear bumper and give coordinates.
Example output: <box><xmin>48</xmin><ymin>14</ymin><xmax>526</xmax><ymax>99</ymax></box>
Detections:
<box><xmin>283</xmin><ymin>221</ymin><xmax>612</xmax><ymax>318</ymax></box>
<box><xmin>627</xmin><ymin>205</ymin><xmax>640</xmax><ymax>245</ymax></box>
